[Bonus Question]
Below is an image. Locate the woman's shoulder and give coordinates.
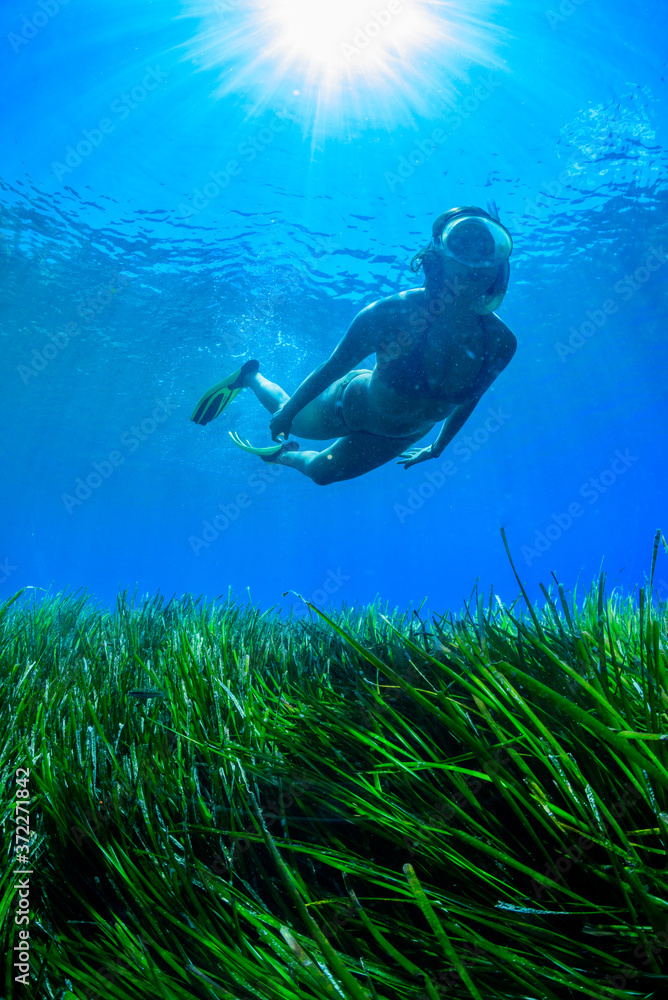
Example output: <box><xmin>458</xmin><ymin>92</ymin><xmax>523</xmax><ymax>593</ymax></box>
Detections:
<box><xmin>356</xmin><ymin>288</ymin><xmax>424</xmax><ymax>323</ymax></box>
<box><xmin>482</xmin><ymin>311</ymin><xmax>517</xmax><ymax>361</ymax></box>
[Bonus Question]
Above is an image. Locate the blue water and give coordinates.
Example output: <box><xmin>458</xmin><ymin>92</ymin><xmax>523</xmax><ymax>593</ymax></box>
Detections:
<box><xmin>1</xmin><ymin>0</ymin><xmax>667</xmax><ymax>614</ymax></box>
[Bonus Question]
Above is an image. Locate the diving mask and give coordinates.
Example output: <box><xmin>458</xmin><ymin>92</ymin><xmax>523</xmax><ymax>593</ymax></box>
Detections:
<box><xmin>438</xmin><ymin>213</ymin><xmax>513</xmax><ymax>269</ymax></box>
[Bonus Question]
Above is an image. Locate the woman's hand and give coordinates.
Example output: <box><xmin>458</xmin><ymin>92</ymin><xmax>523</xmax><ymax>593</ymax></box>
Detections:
<box><xmin>269</xmin><ymin>405</ymin><xmax>294</xmax><ymax>442</ymax></box>
<box><xmin>397</xmin><ymin>445</ymin><xmax>435</xmax><ymax>470</ymax></box>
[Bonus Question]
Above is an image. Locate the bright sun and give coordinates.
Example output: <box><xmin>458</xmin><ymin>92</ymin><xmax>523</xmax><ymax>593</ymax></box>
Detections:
<box><xmin>261</xmin><ymin>0</ymin><xmax>432</xmax><ymax>81</ymax></box>
<box><xmin>185</xmin><ymin>0</ymin><xmax>502</xmax><ymax>130</ymax></box>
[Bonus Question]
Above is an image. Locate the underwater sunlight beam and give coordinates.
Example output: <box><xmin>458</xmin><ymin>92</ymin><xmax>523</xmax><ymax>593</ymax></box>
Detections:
<box><xmin>262</xmin><ymin>0</ymin><xmax>432</xmax><ymax>83</ymax></box>
<box><xmin>184</xmin><ymin>0</ymin><xmax>505</xmax><ymax>130</ymax></box>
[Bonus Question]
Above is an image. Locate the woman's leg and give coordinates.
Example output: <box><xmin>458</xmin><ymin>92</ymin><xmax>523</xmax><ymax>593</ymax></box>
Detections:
<box><xmin>244</xmin><ymin>370</ymin><xmax>357</xmax><ymax>440</ymax></box>
<box><xmin>241</xmin><ymin>368</ymin><xmax>427</xmax><ymax>483</ymax></box>
<box><xmin>272</xmin><ymin>430</ymin><xmax>425</xmax><ymax>486</ymax></box>
<box><xmin>243</xmin><ymin>372</ymin><xmax>289</xmax><ymax>414</ymax></box>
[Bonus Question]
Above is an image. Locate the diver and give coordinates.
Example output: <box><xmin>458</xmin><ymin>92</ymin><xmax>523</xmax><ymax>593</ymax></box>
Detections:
<box><xmin>190</xmin><ymin>206</ymin><xmax>517</xmax><ymax>485</ymax></box>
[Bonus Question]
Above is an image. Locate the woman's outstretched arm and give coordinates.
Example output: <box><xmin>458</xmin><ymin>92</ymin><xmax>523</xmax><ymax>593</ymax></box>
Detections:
<box><xmin>432</xmin><ymin>400</ymin><xmax>479</xmax><ymax>457</ymax></box>
<box><xmin>397</xmin><ymin>400</ymin><xmax>479</xmax><ymax>469</ymax></box>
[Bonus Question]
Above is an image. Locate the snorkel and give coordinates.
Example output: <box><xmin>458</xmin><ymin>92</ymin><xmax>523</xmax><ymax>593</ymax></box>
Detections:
<box><xmin>410</xmin><ymin>205</ymin><xmax>513</xmax><ymax>314</ymax></box>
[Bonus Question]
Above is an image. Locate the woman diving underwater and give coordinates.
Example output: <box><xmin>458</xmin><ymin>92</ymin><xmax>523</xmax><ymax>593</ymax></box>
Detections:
<box><xmin>190</xmin><ymin>205</ymin><xmax>517</xmax><ymax>485</ymax></box>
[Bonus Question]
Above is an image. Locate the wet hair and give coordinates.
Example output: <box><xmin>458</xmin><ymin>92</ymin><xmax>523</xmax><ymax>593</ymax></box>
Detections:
<box><xmin>409</xmin><ymin>206</ymin><xmax>510</xmax><ymax>314</ymax></box>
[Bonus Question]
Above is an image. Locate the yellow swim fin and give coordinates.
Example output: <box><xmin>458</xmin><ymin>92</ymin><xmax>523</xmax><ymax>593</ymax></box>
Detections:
<box><xmin>190</xmin><ymin>359</ymin><xmax>259</xmax><ymax>425</ymax></box>
<box><xmin>229</xmin><ymin>431</ymin><xmax>299</xmax><ymax>463</ymax></box>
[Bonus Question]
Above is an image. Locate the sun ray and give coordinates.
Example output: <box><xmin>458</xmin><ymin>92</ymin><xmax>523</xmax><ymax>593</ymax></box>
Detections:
<box><xmin>181</xmin><ymin>0</ymin><xmax>506</xmax><ymax>133</ymax></box>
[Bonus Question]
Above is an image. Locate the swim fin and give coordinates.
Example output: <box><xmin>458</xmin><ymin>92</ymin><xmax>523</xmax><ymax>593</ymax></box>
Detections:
<box><xmin>190</xmin><ymin>359</ymin><xmax>260</xmax><ymax>425</ymax></box>
<box><xmin>229</xmin><ymin>431</ymin><xmax>299</xmax><ymax>462</ymax></box>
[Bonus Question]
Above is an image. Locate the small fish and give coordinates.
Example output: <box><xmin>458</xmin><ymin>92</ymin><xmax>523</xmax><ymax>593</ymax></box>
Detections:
<box><xmin>128</xmin><ymin>690</ymin><xmax>166</xmax><ymax>701</ymax></box>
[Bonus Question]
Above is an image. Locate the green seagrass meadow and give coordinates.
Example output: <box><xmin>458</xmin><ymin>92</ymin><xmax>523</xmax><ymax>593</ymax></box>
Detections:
<box><xmin>2</xmin><ymin>533</ymin><xmax>668</xmax><ymax>1000</ymax></box>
